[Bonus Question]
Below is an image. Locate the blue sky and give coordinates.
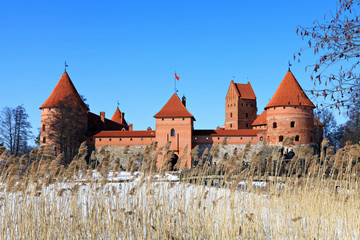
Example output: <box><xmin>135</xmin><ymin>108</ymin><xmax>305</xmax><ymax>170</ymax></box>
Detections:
<box><xmin>0</xmin><ymin>0</ymin><xmax>343</xmax><ymax>137</ymax></box>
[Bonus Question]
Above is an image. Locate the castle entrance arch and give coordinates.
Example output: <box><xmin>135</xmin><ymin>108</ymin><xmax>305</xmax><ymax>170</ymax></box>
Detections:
<box><xmin>169</xmin><ymin>153</ymin><xmax>179</xmax><ymax>171</ymax></box>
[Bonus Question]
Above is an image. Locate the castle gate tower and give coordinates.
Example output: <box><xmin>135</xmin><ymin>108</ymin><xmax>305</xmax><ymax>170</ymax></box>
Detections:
<box><xmin>154</xmin><ymin>94</ymin><xmax>195</xmax><ymax>168</ymax></box>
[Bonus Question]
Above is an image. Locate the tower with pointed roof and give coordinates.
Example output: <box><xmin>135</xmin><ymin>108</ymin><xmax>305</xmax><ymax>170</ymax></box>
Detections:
<box><xmin>39</xmin><ymin>71</ymin><xmax>89</xmax><ymax>146</ymax></box>
<box><xmin>225</xmin><ymin>81</ymin><xmax>257</xmax><ymax>129</ymax></box>
<box><xmin>264</xmin><ymin>70</ymin><xmax>316</xmax><ymax>145</ymax></box>
<box><xmin>154</xmin><ymin>93</ymin><xmax>195</xmax><ymax>168</ymax></box>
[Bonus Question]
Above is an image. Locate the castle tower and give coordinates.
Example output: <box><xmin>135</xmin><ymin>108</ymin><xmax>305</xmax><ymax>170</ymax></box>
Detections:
<box><xmin>154</xmin><ymin>93</ymin><xmax>195</xmax><ymax>168</ymax></box>
<box><xmin>265</xmin><ymin>70</ymin><xmax>315</xmax><ymax>145</ymax></box>
<box><xmin>225</xmin><ymin>81</ymin><xmax>257</xmax><ymax>129</ymax></box>
<box><xmin>39</xmin><ymin>71</ymin><xmax>89</xmax><ymax>146</ymax></box>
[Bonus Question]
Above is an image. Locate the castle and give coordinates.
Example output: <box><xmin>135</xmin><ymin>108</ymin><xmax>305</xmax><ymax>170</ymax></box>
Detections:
<box><xmin>40</xmin><ymin>70</ymin><xmax>324</xmax><ymax>167</ymax></box>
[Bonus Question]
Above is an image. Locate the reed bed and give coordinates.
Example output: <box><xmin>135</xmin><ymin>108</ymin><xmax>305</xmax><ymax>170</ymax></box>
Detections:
<box><xmin>0</xmin><ymin>139</ymin><xmax>359</xmax><ymax>239</ymax></box>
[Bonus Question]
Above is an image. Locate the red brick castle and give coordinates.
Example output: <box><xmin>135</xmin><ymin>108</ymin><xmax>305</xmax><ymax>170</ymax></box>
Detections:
<box><xmin>40</xmin><ymin>70</ymin><xmax>324</xmax><ymax>167</ymax></box>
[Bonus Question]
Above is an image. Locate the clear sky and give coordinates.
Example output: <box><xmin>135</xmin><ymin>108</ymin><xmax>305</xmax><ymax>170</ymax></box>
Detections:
<box><xmin>0</xmin><ymin>0</ymin><xmax>343</xmax><ymax>138</ymax></box>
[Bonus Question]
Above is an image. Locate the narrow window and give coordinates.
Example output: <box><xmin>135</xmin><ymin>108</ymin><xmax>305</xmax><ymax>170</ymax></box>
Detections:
<box><xmin>291</xmin><ymin>121</ymin><xmax>295</xmax><ymax>128</ymax></box>
<box><xmin>246</xmin><ymin>113</ymin><xmax>248</xmax><ymax>118</ymax></box>
<box><xmin>171</xmin><ymin>128</ymin><xmax>175</xmax><ymax>136</ymax></box>
<box><xmin>172</xmin><ymin>118</ymin><xmax>174</xmax><ymax>121</ymax></box>
<box><xmin>273</xmin><ymin>122</ymin><xmax>277</xmax><ymax>128</ymax></box>
<box><xmin>43</xmin><ymin>137</ymin><xmax>46</xmax><ymax>143</ymax></box>
<box><xmin>42</xmin><ymin>124</ymin><xmax>45</xmax><ymax>131</ymax></box>
<box><xmin>217</xmin><ymin>137</ymin><xmax>220</xmax><ymax>140</ymax></box>
<box><xmin>141</xmin><ymin>138</ymin><xmax>143</xmax><ymax>141</ymax></box>
<box><xmin>99</xmin><ymin>138</ymin><xmax>102</xmax><ymax>141</ymax></box>
<box><xmin>182</xmin><ymin>118</ymin><xmax>185</xmax><ymax>120</ymax></box>
<box><xmin>230</xmin><ymin>112</ymin><xmax>232</xmax><ymax>117</ymax></box>
<box><xmin>279</xmin><ymin>136</ymin><xmax>284</xmax><ymax>142</ymax></box>
<box><xmin>162</xmin><ymin>118</ymin><xmax>164</xmax><ymax>121</ymax></box>
<box><xmin>120</xmin><ymin>138</ymin><xmax>122</xmax><ymax>141</ymax></box>
<box><xmin>295</xmin><ymin>135</ymin><xmax>299</xmax><ymax>141</ymax></box>
<box><xmin>246</xmin><ymin>123</ymin><xmax>249</xmax><ymax>128</ymax></box>
<box><xmin>230</xmin><ymin>123</ymin><xmax>232</xmax><ymax>128</ymax></box>
<box><xmin>109</xmin><ymin>138</ymin><xmax>112</xmax><ymax>141</ymax></box>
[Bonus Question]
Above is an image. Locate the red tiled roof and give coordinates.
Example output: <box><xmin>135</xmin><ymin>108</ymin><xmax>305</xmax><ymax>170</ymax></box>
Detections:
<box><xmin>87</xmin><ymin>112</ymin><xmax>128</xmax><ymax>137</ymax></box>
<box><xmin>235</xmin><ymin>82</ymin><xmax>256</xmax><ymax>100</ymax></box>
<box><xmin>154</xmin><ymin>93</ymin><xmax>194</xmax><ymax>119</ymax></box>
<box><xmin>252</xmin><ymin>110</ymin><xmax>267</xmax><ymax>126</ymax></box>
<box><xmin>111</xmin><ymin>108</ymin><xmax>127</xmax><ymax>125</ymax></box>
<box><xmin>193</xmin><ymin>129</ymin><xmax>263</xmax><ymax>136</ymax></box>
<box><xmin>94</xmin><ymin>130</ymin><xmax>155</xmax><ymax>137</ymax></box>
<box><xmin>265</xmin><ymin>71</ymin><xmax>315</xmax><ymax>109</ymax></box>
<box><xmin>40</xmin><ymin>71</ymin><xmax>89</xmax><ymax>110</ymax></box>
<box><xmin>314</xmin><ymin>117</ymin><xmax>325</xmax><ymax>126</ymax></box>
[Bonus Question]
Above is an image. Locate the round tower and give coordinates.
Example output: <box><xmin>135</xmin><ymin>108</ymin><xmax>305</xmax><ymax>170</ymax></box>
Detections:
<box><xmin>40</xmin><ymin>71</ymin><xmax>89</xmax><ymax>147</ymax></box>
<box><xmin>265</xmin><ymin>71</ymin><xmax>315</xmax><ymax>145</ymax></box>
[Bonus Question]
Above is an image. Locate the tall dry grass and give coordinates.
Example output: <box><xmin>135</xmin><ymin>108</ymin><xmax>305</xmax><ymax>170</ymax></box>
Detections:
<box><xmin>0</xmin><ymin>139</ymin><xmax>359</xmax><ymax>239</ymax></box>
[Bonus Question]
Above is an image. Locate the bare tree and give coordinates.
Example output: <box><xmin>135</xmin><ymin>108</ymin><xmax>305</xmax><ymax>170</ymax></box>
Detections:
<box><xmin>46</xmin><ymin>95</ymin><xmax>88</xmax><ymax>165</ymax></box>
<box><xmin>0</xmin><ymin>105</ymin><xmax>32</xmax><ymax>155</ymax></box>
<box><xmin>343</xmin><ymin>98</ymin><xmax>360</xmax><ymax>144</ymax></box>
<box><xmin>296</xmin><ymin>0</ymin><xmax>360</xmax><ymax>113</ymax></box>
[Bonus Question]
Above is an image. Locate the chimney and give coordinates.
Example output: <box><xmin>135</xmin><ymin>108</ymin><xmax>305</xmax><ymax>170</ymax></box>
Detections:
<box><xmin>100</xmin><ymin>111</ymin><xmax>105</xmax><ymax>124</ymax></box>
<box><xmin>129</xmin><ymin>123</ymin><xmax>133</xmax><ymax>131</ymax></box>
<box><xmin>182</xmin><ymin>95</ymin><xmax>186</xmax><ymax>107</ymax></box>
<box><xmin>121</xmin><ymin>112</ymin><xmax>125</xmax><ymax>124</ymax></box>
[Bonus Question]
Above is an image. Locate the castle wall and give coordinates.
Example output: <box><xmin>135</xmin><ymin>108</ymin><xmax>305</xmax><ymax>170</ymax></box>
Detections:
<box><xmin>94</xmin><ymin>136</ymin><xmax>155</xmax><ymax>146</ymax></box>
<box><xmin>192</xmin><ymin>134</ymin><xmax>260</xmax><ymax>146</ymax></box>
<box><xmin>266</xmin><ymin>106</ymin><xmax>315</xmax><ymax>145</ymax></box>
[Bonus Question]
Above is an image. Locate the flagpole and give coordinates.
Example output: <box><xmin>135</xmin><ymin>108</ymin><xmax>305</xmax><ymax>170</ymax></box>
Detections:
<box><xmin>174</xmin><ymin>71</ymin><xmax>176</xmax><ymax>93</ymax></box>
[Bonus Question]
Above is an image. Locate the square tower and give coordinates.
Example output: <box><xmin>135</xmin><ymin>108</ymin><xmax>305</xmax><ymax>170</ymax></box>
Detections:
<box><xmin>225</xmin><ymin>81</ymin><xmax>257</xmax><ymax>129</ymax></box>
<box><xmin>154</xmin><ymin>94</ymin><xmax>195</xmax><ymax>168</ymax></box>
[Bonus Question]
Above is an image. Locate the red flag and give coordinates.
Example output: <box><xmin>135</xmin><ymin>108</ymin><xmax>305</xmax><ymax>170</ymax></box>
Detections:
<box><xmin>175</xmin><ymin>72</ymin><xmax>180</xmax><ymax>81</ymax></box>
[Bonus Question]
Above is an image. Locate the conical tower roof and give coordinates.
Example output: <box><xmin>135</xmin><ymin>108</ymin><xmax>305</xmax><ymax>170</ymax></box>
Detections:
<box><xmin>265</xmin><ymin>71</ymin><xmax>315</xmax><ymax>109</ymax></box>
<box><xmin>154</xmin><ymin>93</ymin><xmax>194</xmax><ymax>119</ymax></box>
<box><xmin>40</xmin><ymin>71</ymin><xmax>89</xmax><ymax>110</ymax></box>
<box><xmin>111</xmin><ymin>107</ymin><xmax>126</xmax><ymax>125</ymax></box>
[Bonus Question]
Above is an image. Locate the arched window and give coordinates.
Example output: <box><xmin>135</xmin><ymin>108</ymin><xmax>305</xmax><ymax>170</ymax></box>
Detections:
<box><xmin>230</xmin><ymin>124</ymin><xmax>232</xmax><ymax>128</ymax></box>
<box><xmin>273</xmin><ymin>122</ymin><xmax>277</xmax><ymax>128</ymax></box>
<box><xmin>260</xmin><ymin>137</ymin><xmax>263</xmax><ymax>142</ymax></box>
<box><xmin>171</xmin><ymin>128</ymin><xmax>175</xmax><ymax>136</ymax></box>
<box><xmin>291</xmin><ymin>121</ymin><xmax>295</xmax><ymax>128</ymax></box>
<box><xmin>230</xmin><ymin>112</ymin><xmax>232</xmax><ymax>117</ymax></box>
<box><xmin>295</xmin><ymin>135</ymin><xmax>299</xmax><ymax>141</ymax></box>
<box><xmin>246</xmin><ymin>113</ymin><xmax>248</xmax><ymax>118</ymax></box>
<box><xmin>279</xmin><ymin>136</ymin><xmax>284</xmax><ymax>142</ymax></box>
